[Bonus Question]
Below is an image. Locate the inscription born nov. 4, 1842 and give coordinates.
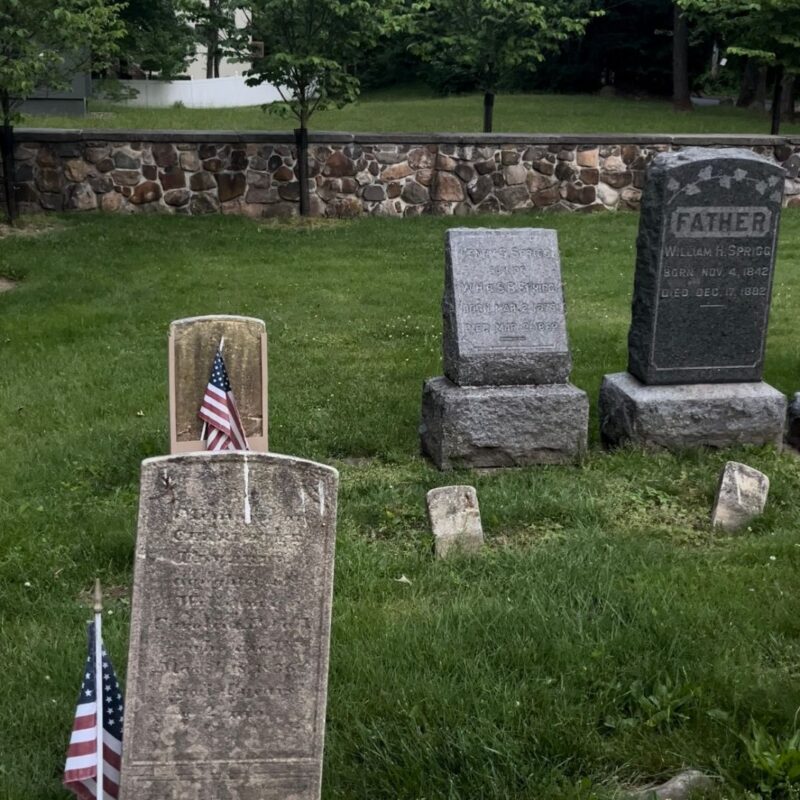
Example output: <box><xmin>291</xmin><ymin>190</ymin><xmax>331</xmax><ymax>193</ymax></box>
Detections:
<box><xmin>627</xmin><ymin>147</ymin><xmax>784</xmax><ymax>385</ymax></box>
<box><xmin>120</xmin><ymin>452</ymin><xmax>338</xmax><ymax>800</ymax></box>
<box><xmin>443</xmin><ymin>227</ymin><xmax>572</xmax><ymax>386</ymax></box>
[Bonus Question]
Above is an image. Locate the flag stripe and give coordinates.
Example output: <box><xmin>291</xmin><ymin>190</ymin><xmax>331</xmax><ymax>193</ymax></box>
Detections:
<box><xmin>198</xmin><ymin>406</ymin><xmax>231</xmax><ymax>431</ymax></box>
<box><xmin>72</xmin><ymin>714</ymin><xmax>96</xmax><ymax>732</ymax></box>
<box><xmin>67</xmin><ymin>740</ymin><xmax>97</xmax><ymax>758</ymax></box>
<box><xmin>202</xmin><ymin>395</ymin><xmax>229</xmax><ymax>414</ymax></box>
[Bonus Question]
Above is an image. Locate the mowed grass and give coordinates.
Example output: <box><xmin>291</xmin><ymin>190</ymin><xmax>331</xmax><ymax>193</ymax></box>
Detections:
<box><xmin>21</xmin><ymin>85</ymin><xmax>800</xmax><ymax>135</ymax></box>
<box><xmin>1</xmin><ymin>210</ymin><xmax>800</xmax><ymax>799</ymax></box>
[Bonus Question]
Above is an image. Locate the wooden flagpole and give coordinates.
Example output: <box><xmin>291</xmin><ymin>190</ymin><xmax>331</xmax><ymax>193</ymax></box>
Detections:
<box><xmin>93</xmin><ymin>579</ymin><xmax>104</xmax><ymax>800</ymax></box>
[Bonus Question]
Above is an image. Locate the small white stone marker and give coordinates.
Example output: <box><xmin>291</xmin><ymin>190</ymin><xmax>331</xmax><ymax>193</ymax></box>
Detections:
<box><xmin>426</xmin><ymin>485</ymin><xmax>484</xmax><ymax>558</ymax></box>
<box><xmin>711</xmin><ymin>461</ymin><xmax>769</xmax><ymax>533</ymax></box>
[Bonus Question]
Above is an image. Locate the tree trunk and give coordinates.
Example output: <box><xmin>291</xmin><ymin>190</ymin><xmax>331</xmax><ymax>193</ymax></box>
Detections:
<box><xmin>482</xmin><ymin>91</ymin><xmax>494</xmax><ymax>133</ymax></box>
<box><xmin>754</xmin><ymin>66</ymin><xmax>767</xmax><ymax>110</ymax></box>
<box><xmin>781</xmin><ymin>73</ymin><xmax>795</xmax><ymax>122</ymax></box>
<box><xmin>710</xmin><ymin>41</ymin><xmax>720</xmax><ymax>80</ymax></box>
<box><xmin>206</xmin><ymin>45</ymin><xmax>214</xmax><ymax>79</ymax></box>
<box><xmin>736</xmin><ymin>59</ymin><xmax>758</xmax><ymax>107</ymax></box>
<box><xmin>771</xmin><ymin>64</ymin><xmax>784</xmax><ymax>135</ymax></box>
<box><xmin>672</xmin><ymin>4</ymin><xmax>692</xmax><ymax>111</ymax></box>
<box><xmin>1</xmin><ymin>123</ymin><xmax>17</xmax><ymax>226</ymax></box>
<box><xmin>294</xmin><ymin>125</ymin><xmax>310</xmax><ymax>217</ymax></box>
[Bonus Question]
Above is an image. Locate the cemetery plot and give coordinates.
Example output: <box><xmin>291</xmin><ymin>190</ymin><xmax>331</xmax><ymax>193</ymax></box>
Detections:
<box><xmin>600</xmin><ymin>148</ymin><xmax>787</xmax><ymax>450</ymax></box>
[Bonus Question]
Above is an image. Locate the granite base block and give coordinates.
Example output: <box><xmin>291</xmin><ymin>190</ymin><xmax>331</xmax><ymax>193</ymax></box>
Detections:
<box><xmin>420</xmin><ymin>376</ymin><xmax>588</xmax><ymax>470</ymax></box>
<box><xmin>599</xmin><ymin>372</ymin><xmax>786</xmax><ymax>451</ymax></box>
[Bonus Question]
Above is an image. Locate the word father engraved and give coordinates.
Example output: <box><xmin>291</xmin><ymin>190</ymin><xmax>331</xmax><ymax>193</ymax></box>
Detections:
<box><xmin>670</xmin><ymin>206</ymin><xmax>772</xmax><ymax>238</ymax></box>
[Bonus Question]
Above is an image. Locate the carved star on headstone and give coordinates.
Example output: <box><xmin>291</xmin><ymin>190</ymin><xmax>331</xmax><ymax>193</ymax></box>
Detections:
<box><xmin>667</xmin><ymin>177</ymin><xmax>680</xmax><ymax>192</ymax></box>
<box><xmin>734</xmin><ymin>168</ymin><xmax>747</xmax><ymax>182</ymax></box>
<box><xmin>698</xmin><ymin>166</ymin><xmax>713</xmax><ymax>181</ymax></box>
<box><xmin>719</xmin><ymin>176</ymin><xmax>731</xmax><ymax>189</ymax></box>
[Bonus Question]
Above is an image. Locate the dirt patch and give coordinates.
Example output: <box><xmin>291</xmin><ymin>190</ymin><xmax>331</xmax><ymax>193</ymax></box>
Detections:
<box><xmin>0</xmin><ymin>277</ymin><xmax>16</xmax><ymax>293</ymax></box>
<box><xmin>0</xmin><ymin>217</ymin><xmax>62</xmax><ymax>240</ymax></box>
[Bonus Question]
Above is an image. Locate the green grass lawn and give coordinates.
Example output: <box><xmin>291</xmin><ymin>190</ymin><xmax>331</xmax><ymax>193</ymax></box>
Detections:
<box><xmin>1</xmin><ymin>210</ymin><xmax>800</xmax><ymax>799</ymax></box>
<box><xmin>21</xmin><ymin>85</ymin><xmax>800</xmax><ymax>135</ymax></box>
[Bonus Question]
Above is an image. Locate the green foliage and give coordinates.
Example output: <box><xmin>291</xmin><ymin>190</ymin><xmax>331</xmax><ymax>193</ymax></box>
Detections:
<box><xmin>117</xmin><ymin>0</ymin><xmax>196</xmax><ymax>79</ymax></box>
<box><xmin>240</xmin><ymin>0</ymin><xmax>402</xmax><ymax>127</ymax></box>
<box><xmin>604</xmin><ymin>673</ymin><xmax>697</xmax><ymax>732</ymax></box>
<box><xmin>736</xmin><ymin>722</ymin><xmax>800</xmax><ymax>796</ymax></box>
<box><xmin>678</xmin><ymin>0</ymin><xmax>800</xmax><ymax>71</ymax></box>
<box><xmin>409</xmin><ymin>0</ymin><xmax>602</xmax><ymax>95</ymax></box>
<box><xmin>0</xmin><ymin>0</ymin><xmax>124</xmax><ymax>123</ymax></box>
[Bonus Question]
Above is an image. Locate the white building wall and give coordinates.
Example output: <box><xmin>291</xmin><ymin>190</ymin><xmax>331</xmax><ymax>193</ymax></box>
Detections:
<box><xmin>183</xmin><ymin>7</ymin><xmax>251</xmax><ymax>80</ymax></box>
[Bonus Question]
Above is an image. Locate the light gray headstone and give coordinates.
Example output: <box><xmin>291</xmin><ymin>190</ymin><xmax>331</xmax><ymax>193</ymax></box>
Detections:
<box><xmin>711</xmin><ymin>460</ymin><xmax>769</xmax><ymax>532</ymax></box>
<box><xmin>120</xmin><ymin>452</ymin><xmax>338</xmax><ymax>800</ymax></box>
<box><xmin>443</xmin><ymin>228</ymin><xmax>571</xmax><ymax>386</ymax></box>
<box><xmin>426</xmin><ymin>485</ymin><xmax>484</xmax><ymax>558</ymax></box>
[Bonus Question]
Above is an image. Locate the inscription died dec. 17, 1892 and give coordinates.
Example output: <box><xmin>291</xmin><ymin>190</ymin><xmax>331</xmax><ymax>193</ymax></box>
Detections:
<box><xmin>120</xmin><ymin>452</ymin><xmax>339</xmax><ymax>800</ymax></box>
<box><xmin>443</xmin><ymin>227</ymin><xmax>572</xmax><ymax>386</ymax></box>
<box><xmin>628</xmin><ymin>147</ymin><xmax>784</xmax><ymax>385</ymax></box>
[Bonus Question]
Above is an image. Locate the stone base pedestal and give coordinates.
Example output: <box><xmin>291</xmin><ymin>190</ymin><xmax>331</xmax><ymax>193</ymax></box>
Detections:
<box><xmin>599</xmin><ymin>372</ymin><xmax>786</xmax><ymax>451</ymax></box>
<box><xmin>420</xmin><ymin>376</ymin><xmax>588</xmax><ymax>470</ymax></box>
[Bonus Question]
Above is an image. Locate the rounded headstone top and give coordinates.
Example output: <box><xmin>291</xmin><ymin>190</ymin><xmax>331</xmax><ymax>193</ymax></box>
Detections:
<box><xmin>141</xmin><ymin>450</ymin><xmax>339</xmax><ymax>480</ymax></box>
<box><xmin>651</xmin><ymin>146</ymin><xmax>785</xmax><ymax>175</ymax></box>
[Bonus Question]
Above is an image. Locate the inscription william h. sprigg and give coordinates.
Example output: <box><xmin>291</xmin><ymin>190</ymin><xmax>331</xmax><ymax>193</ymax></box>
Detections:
<box><xmin>628</xmin><ymin>147</ymin><xmax>784</xmax><ymax>385</ymax></box>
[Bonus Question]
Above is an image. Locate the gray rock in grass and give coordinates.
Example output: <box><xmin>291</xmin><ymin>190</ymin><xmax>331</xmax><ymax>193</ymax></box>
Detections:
<box><xmin>630</xmin><ymin>769</ymin><xmax>715</xmax><ymax>800</ymax></box>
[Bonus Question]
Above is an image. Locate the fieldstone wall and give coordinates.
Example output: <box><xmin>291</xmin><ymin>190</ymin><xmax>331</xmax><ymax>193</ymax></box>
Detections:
<box><xmin>5</xmin><ymin>131</ymin><xmax>800</xmax><ymax>218</ymax></box>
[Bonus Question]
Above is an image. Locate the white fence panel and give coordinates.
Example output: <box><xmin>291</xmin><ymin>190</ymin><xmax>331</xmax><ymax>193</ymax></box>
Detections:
<box><xmin>111</xmin><ymin>77</ymin><xmax>284</xmax><ymax>108</ymax></box>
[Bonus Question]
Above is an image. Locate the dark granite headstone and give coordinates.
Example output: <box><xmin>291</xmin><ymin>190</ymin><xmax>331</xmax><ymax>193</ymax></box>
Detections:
<box><xmin>120</xmin><ymin>452</ymin><xmax>338</xmax><ymax>800</ymax></box>
<box><xmin>443</xmin><ymin>228</ymin><xmax>571</xmax><ymax>385</ymax></box>
<box><xmin>628</xmin><ymin>148</ymin><xmax>784</xmax><ymax>385</ymax></box>
<box><xmin>788</xmin><ymin>393</ymin><xmax>800</xmax><ymax>450</ymax></box>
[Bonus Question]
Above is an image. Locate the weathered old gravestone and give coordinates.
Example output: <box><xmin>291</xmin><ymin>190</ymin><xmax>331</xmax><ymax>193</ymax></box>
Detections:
<box><xmin>711</xmin><ymin>461</ymin><xmax>769</xmax><ymax>532</ymax></box>
<box><xmin>169</xmin><ymin>315</ymin><xmax>268</xmax><ymax>453</ymax></box>
<box><xmin>120</xmin><ymin>452</ymin><xmax>338</xmax><ymax>800</ymax></box>
<box><xmin>421</xmin><ymin>228</ymin><xmax>588</xmax><ymax>469</ymax></box>
<box><xmin>426</xmin><ymin>485</ymin><xmax>484</xmax><ymax>558</ymax></box>
<box><xmin>600</xmin><ymin>149</ymin><xmax>787</xmax><ymax>450</ymax></box>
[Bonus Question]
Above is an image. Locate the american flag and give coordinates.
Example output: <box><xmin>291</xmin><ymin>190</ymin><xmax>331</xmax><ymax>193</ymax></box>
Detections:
<box><xmin>198</xmin><ymin>347</ymin><xmax>249</xmax><ymax>451</ymax></box>
<box><xmin>63</xmin><ymin>621</ymin><xmax>124</xmax><ymax>800</ymax></box>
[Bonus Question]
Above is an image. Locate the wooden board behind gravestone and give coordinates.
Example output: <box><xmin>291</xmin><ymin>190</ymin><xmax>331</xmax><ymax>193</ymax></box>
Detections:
<box><xmin>169</xmin><ymin>315</ymin><xmax>268</xmax><ymax>453</ymax></box>
<box><xmin>628</xmin><ymin>148</ymin><xmax>784</xmax><ymax>385</ymax></box>
<box><xmin>443</xmin><ymin>228</ymin><xmax>571</xmax><ymax>386</ymax></box>
<box><xmin>120</xmin><ymin>452</ymin><xmax>339</xmax><ymax>800</ymax></box>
